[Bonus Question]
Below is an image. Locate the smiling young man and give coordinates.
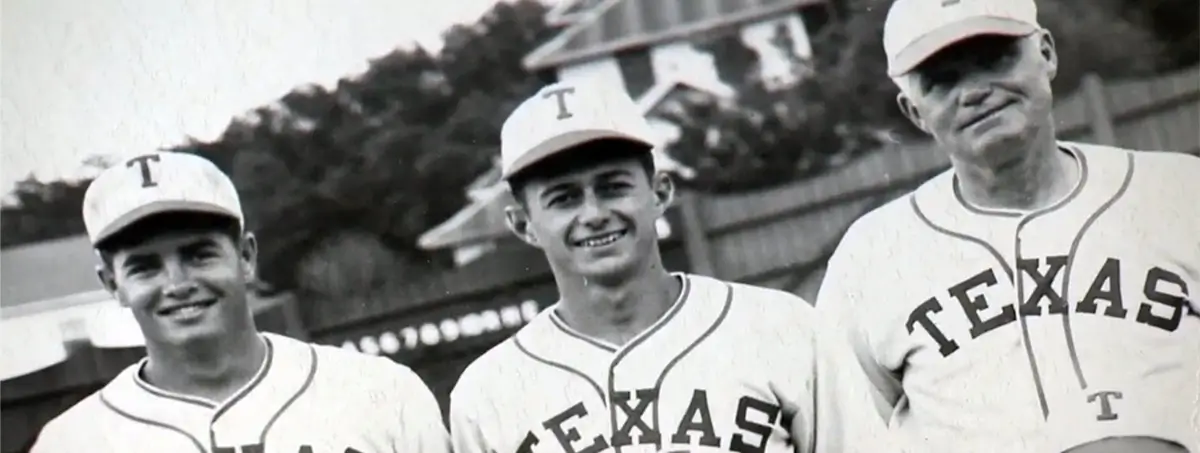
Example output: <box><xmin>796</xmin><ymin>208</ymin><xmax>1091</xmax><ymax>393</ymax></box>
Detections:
<box><xmin>31</xmin><ymin>152</ymin><xmax>451</xmax><ymax>453</ymax></box>
<box><xmin>816</xmin><ymin>0</ymin><xmax>1200</xmax><ymax>452</ymax></box>
<box><xmin>447</xmin><ymin>82</ymin><xmax>891</xmax><ymax>453</ymax></box>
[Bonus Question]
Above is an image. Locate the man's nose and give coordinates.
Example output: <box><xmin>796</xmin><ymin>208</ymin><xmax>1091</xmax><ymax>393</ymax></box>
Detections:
<box><xmin>959</xmin><ymin>84</ymin><xmax>991</xmax><ymax>106</ymax></box>
<box><xmin>578</xmin><ymin>194</ymin><xmax>611</xmax><ymax>229</ymax></box>
<box><xmin>162</xmin><ymin>261</ymin><xmax>198</xmax><ymax>300</ymax></box>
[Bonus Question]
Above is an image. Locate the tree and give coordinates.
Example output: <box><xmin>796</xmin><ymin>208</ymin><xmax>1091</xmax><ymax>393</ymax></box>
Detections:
<box><xmin>172</xmin><ymin>0</ymin><xmax>557</xmax><ymax>295</ymax></box>
<box><xmin>668</xmin><ymin>0</ymin><xmax>1165</xmax><ymax>193</ymax></box>
<box><xmin>1</xmin><ymin>176</ymin><xmax>92</xmax><ymax>248</ymax></box>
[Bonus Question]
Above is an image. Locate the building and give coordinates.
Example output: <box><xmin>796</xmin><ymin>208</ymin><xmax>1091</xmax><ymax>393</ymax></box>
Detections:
<box><xmin>419</xmin><ymin>0</ymin><xmax>831</xmax><ymax>264</ymax></box>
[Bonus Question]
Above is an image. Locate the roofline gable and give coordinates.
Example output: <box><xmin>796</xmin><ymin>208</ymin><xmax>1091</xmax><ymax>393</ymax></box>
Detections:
<box><xmin>523</xmin><ymin>0</ymin><xmax>822</xmax><ymax>71</ymax></box>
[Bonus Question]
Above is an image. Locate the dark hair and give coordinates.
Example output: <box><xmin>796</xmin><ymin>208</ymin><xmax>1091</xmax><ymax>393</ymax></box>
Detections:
<box><xmin>507</xmin><ymin>138</ymin><xmax>656</xmax><ymax>204</ymax></box>
<box><xmin>96</xmin><ymin>211</ymin><xmax>242</xmax><ymax>266</ymax></box>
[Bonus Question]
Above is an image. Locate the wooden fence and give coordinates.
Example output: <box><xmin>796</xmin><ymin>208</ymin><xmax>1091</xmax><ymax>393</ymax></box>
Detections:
<box><xmin>684</xmin><ymin>65</ymin><xmax>1200</xmax><ymax>300</ymax></box>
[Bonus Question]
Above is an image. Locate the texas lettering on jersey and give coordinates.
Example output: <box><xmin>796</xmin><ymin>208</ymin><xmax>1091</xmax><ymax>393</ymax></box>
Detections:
<box><xmin>908</xmin><ymin>256</ymin><xmax>1189</xmax><ymax>359</ymax></box>
<box><xmin>819</xmin><ymin>143</ymin><xmax>1200</xmax><ymax>451</ymax></box>
<box><xmin>513</xmin><ymin>389</ymin><xmax>785</xmax><ymax>453</ymax></box>
<box><xmin>452</xmin><ymin>274</ymin><xmax>886</xmax><ymax>453</ymax></box>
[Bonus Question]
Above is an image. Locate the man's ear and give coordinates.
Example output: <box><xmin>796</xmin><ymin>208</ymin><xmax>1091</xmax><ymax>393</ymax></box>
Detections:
<box><xmin>896</xmin><ymin>90</ymin><xmax>929</xmax><ymax>134</ymax></box>
<box><xmin>239</xmin><ymin>232</ymin><xmax>259</xmax><ymax>282</ymax></box>
<box><xmin>1038</xmin><ymin>30</ymin><xmax>1058</xmax><ymax>81</ymax></box>
<box><xmin>504</xmin><ymin>204</ymin><xmax>540</xmax><ymax>248</ymax></box>
<box><xmin>95</xmin><ymin>264</ymin><xmax>122</xmax><ymax>306</ymax></box>
<box><xmin>651</xmin><ymin>171</ymin><xmax>675</xmax><ymax>216</ymax></box>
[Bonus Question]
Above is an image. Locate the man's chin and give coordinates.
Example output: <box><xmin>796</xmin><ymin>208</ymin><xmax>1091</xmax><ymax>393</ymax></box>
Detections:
<box><xmin>573</xmin><ymin>257</ymin><xmax>639</xmax><ymax>285</ymax></box>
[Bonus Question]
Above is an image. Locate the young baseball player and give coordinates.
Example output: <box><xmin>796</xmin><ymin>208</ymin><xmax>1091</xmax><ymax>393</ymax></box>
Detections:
<box><xmin>817</xmin><ymin>0</ymin><xmax>1200</xmax><ymax>452</ymax></box>
<box><xmin>30</xmin><ymin>152</ymin><xmax>451</xmax><ymax>453</ymax></box>
<box><xmin>447</xmin><ymin>82</ymin><xmax>893</xmax><ymax>453</ymax></box>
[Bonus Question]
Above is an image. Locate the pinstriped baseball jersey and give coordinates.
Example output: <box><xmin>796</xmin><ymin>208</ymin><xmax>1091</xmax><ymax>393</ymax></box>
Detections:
<box><xmin>449</xmin><ymin>273</ymin><xmax>892</xmax><ymax>453</ymax></box>
<box><xmin>818</xmin><ymin>142</ymin><xmax>1200</xmax><ymax>452</ymax></box>
<box><xmin>30</xmin><ymin>333</ymin><xmax>451</xmax><ymax>453</ymax></box>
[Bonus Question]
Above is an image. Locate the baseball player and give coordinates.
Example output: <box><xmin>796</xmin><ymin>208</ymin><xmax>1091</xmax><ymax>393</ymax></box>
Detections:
<box><xmin>447</xmin><ymin>82</ymin><xmax>892</xmax><ymax>453</ymax></box>
<box><xmin>816</xmin><ymin>0</ymin><xmax>1200</xmax><ymax>452</ymax></box>
<box><xmin>30</xmin><ymin>152</ymin><xmax>451</xmax><ymax>453</ymax></box>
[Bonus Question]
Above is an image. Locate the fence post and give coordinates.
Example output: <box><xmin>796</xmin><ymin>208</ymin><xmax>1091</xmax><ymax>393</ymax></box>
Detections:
<box><xmin>1081</xmin><ymin>73</ymin><xmax>1118</xmax><ymax>146</ymax></box>
<box><xmin>674</xmin><ymin>190</ymin><xmax>718</xmax><ymax>278</ymax></box>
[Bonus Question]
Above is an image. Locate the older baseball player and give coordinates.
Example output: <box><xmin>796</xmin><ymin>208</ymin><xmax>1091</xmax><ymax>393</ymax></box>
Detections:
<box><xmin>816</xmin><ymin>0</ymin><xmax>1200</xmax><ymax>452</ymax></box>
<box><xmin>30</xmin><ymin>152</ymin><xmax>451</xmax><ymax>453</ymax></box>
<box><xmin>447</xmin><ymin>81</ymin><xmax>892</xmax><ymax>453</ymax></box>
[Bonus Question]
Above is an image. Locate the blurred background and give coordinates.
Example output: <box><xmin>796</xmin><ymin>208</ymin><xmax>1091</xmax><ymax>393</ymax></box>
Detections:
<box><xmin>1</xmin><ymin>0</ymin><xmax>1196</xmax><ymax>450</ymax></box>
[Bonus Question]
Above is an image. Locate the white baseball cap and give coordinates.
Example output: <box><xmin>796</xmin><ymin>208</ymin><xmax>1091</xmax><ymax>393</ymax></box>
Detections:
<box><xmin>82</xmin><ymin>152</ymin><xmax>244</xmax><ymax>246</ymax></box>
<box><xmin>883</xmin><ymin>0</ymin><xmax>1041</xmax><ymax>77</ymax></box>
<box><xmin>500</xmin><ymin>81</ymin><xmax>659</xmax><ymax>180</ymax></box>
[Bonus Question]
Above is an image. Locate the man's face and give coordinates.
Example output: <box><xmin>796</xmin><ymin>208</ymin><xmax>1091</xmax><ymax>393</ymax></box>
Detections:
<box><xmin>102</xmin><ymin>227</ymin><xmax>257</xmax><ymax>346</ymax></box>
<box><xmin>512</xmin><ymin>156</ymin><xmax>671</xmax><ymax>283</ymax></box>
<box><xmin>897</xmin><ymin>32</ymin><xmax>1058</xmax><ymax>165</ymax></box>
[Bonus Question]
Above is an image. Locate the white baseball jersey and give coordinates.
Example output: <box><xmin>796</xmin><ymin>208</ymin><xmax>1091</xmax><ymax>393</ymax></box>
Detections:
<box><xmin>817</xmin><ymin>142</ymin><xmax>1200</xmax><ymax>452</ymax></box>
<box><xmin>449</xmin><ymin>273</ymin><xmax>892</xmax><ymax>453</ymax></box>
<box><xmin>30</xmin><ymin>332</ymin><xmax>451</xmax><ymax>453</ymax></box>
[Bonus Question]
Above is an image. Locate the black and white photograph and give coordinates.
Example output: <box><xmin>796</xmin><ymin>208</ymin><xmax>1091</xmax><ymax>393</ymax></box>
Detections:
<box><xmin>2</xmin><ymin>0</ymin><xmax>1197</xmax><ymax>452</ymax></box>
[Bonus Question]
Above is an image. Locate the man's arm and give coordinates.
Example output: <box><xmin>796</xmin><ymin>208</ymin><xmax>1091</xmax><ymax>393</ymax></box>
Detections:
<box><xmin>805</xmin><ymin>317</ymin><xmax>900</xmax><ymax>453</ymax></box>
<box><xmin>384</xmin><ymin>363</ymin><xmax>451</xmax><ymax>453</ymax></box>
<box><xmin>449</xmin><ymin>383</ymin><xmax>492</xmax><ymax>453</ymax></box>
<box><xmin>814</xmin><ymin>231</ymin><xmax>904</xmax><ymax>418</ymax></box>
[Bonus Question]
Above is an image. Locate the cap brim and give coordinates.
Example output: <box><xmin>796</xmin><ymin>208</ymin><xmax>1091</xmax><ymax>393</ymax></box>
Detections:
<box><xmin>888</xmin><ymin>17</ymin><xmax>1038</xmax><ymax>77</ymax></box>
<box><xmin>91</xmin><ymin>200</ymin><xmax>243</xmax><ymax>246</ymax></box>
<box><xmin>502</xmin><ymin>129</ymin><xmax>656</xmax><ymax>180</ymax></box>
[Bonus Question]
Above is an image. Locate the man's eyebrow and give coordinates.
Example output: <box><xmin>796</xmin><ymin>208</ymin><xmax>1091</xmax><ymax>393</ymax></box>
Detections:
<box><xmin>179</xmin><ymin>237</ymin><xmax>221</xmax><ymax>253</ymax></box>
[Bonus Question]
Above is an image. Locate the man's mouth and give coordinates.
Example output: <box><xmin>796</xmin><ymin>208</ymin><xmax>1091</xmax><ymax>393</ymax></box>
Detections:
<box><xmin>572</xmin><ymin>229</ymin><xmax>629</xmax><ymax>248</ymax></box>
<box><xmin>962</xmin><ymin>102</ymin><xmax>1014</xmax><ymax>128</ymax></box>
<box><xmin>157</xmin><ymin>299</ymin><xmax>217</xmax><ymax>317</ymax></box>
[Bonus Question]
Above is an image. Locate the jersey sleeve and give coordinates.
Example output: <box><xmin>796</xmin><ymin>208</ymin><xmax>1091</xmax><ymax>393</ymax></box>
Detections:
<box><xmin>29</xmin><ymin>427</ymin><xmax>70</xmax><ymax>453</ymax></box>
<box><xmin>448</xmin><ymin>380</ymin><xmax>491</xmax><ymax>453</ymax></box>
<box><xmin>807</xmin><ymin>317</ymin><xmax>899</xmax><ymax>453</ymax></box>
<box><xmin>815</xmin><ymin>222</ymin><xmax>904</xmax><ymax>418</ymax></box>
<box><xmin>28</xmin><ymin>414</ymin><xmax>89</xmax><ymax>453</ymax></box>
<box><xmin>763</xmin><ymin>291</ymin><xmax>895</xmax><ymax>453</ymax></box>
<box><xmin>380</xmin><ymin>361</ymin><xmax>451</xmax><ymax>453</ymax></box>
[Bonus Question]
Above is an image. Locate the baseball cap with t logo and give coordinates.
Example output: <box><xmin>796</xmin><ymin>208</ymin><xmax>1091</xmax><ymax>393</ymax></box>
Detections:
<box><xmin>82</xmin><ymin>152</ymin><xmax>244</xmax><ymax>247</ymax></box>
<box><xmin>883</xmin><ymin>0</ymin><xmax>1042</xmax><ymax>76</ymax></box>
<box><xmin>499</xmin><ymin>81</ymin><xmax>660</xmax><ymax>181</ymax></box>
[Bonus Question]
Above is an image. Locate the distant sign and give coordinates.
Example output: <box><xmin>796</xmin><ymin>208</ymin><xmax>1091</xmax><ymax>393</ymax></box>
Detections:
<box><xmin>339</xmin><ymin>300</ymin><xmax>542</xmax><ymax>356</ymax></box>
<box><xmin>316</xmin><ymin>278</ymin><xmax>562</xmax><ymax>363</ymax></box>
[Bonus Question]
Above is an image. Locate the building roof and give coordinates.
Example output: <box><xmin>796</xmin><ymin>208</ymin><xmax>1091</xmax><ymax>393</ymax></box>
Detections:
<box><xmin>524</xmin><ymin>0</ymin><xmax>825</xmax><ymax>71</ymax></box>
<box><xmin>1</xmin><ymin>235</ymin><xmax>102</xmax><ymax>309</ymax></box>
<box><xmin>544</xmin><ymin>0</ymin><xmax>608</xmax><ymax>27</ymax></box>
<box><xmin>418</xmin><ymin>184</ymin><xmax>515</xmax><ymax>250</ymax></box>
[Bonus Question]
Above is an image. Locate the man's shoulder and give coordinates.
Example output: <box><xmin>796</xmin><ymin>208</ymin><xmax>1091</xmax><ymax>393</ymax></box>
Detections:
<box><xmin>449</xmin><ymin>336</ymin><xmax>525</xmax><ymax>406</ymax></box>
<box><xmin>1072</xmin><ymin>141</ymin><xmax>1200</xmax><ymax>175</ymax></box>
<box><xmin>720</xmin><ymin>277</ymin><xmax>811</xmax><ymax>307</ymax></box>
<box><xmin>270</xmin><ymin>333</ymin><xmax>427</xmax><ymax>389</ymax></box>
<box><xmin>700</xmin><ymin>276</ymin><xmax>822</xmax><ymax>331</ymax></box>
<box><xmin>35</xmin><ymin>391</ymin><xmax>110</xmax><ymax>446</ymax></box>
<box><xmin>1128</xmin><ymin>147</ymin><xmax>1200</xmax><ymax>178</ymax></box>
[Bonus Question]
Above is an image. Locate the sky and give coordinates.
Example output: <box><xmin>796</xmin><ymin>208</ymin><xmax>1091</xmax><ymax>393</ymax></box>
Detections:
<box><xmin>2</xmin><ymin>0</ymin><xmax>544</xmax><ymax>193</ymax></box>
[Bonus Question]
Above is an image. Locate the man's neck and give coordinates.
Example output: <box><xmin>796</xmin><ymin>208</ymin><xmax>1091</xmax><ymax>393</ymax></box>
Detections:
<box><xmin>555</xmin><ymin>263</ymin><xmax>682</xmax><ymax>348</ymax></box>
<box><xmin>143</xmin><ymin>329</ymin><xmax>267</xmax><ymax>403</ymax></box>
<box><xmin>953</xmin><ymin>133</ymin><xmax>1078</xmax><ymax>212</ymax></box>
